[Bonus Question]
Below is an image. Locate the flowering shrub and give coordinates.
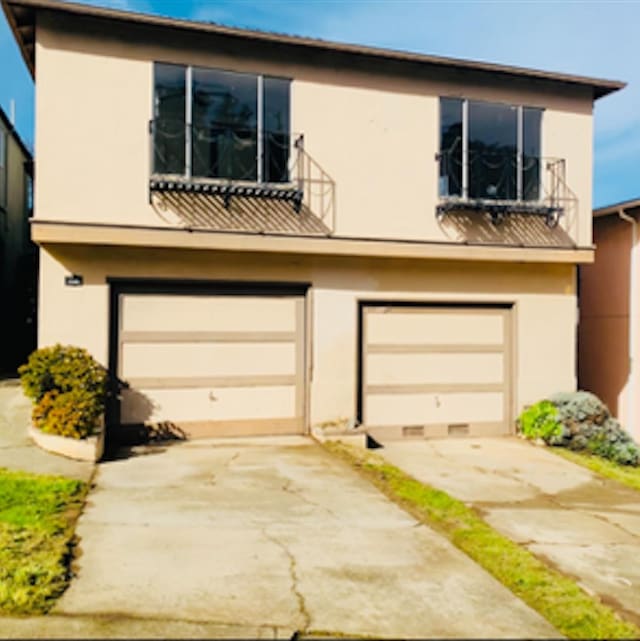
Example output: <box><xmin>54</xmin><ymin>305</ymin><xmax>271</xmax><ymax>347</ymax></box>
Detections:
<box><xmin>19</xmin><ymin>345</ymin><xmax>108</xmax><ymax>440</ymax></box>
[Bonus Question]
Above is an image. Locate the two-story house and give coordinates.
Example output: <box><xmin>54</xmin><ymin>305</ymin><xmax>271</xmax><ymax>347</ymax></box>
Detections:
<box><xmin>2</xmin><ymin>0</ymin><xmax>624</xmax><ymax>442</ymax></box>
<box><xmin>0</xmin><ymin>104</ymin><xmax>35</xmax><ymax>375</ymax></box>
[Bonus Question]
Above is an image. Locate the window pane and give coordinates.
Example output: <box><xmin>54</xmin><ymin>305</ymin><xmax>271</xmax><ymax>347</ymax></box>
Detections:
<box><xmin>153</xmin><ymin>63</ymin><xmax>186</xmax><ymax>175</ymax></box>
<box><xmin>468</xmin><ymin>101</ymin><xmax>517</xmax><ymax>200</ymax></box>
<box><xmin>523</xmin><ymin>107</ymin><xmax>542</xmax><ymax>201</ymax></box>
<box><xmin>439</xmin><ymin>98</ymin><xmax>462</xmax><ymax>197</ymax></box>
<box><xmin>264</xmin><ymin>77</ymin><xmax>290</xmax><ymax>183</ymax></box>
<box><xmin>192</xmin><ymin>68</ymin><xmax>258</xmax><ymax>181</ymax></box>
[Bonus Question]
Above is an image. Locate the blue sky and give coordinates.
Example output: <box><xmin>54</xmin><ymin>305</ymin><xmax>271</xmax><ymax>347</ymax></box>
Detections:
<box><xmin>1</xmin><ymin>0</ymin><xmax>638</xmax><ymax>207</ymax></box>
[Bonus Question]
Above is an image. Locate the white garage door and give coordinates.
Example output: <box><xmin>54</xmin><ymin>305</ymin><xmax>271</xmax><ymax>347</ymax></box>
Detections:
<box><xmin>362</xmin><ymin>305</ymin><xmax>512</xmax><ymax>437</ymax></box>
<box><xmin>117</xmin><ymin>292</ymin><xmax>306</xmax><ymax>437</ymax></box>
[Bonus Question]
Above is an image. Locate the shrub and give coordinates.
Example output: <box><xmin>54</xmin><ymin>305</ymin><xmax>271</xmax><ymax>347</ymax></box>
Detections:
<box><xmin>19</xmin><ymin>345</ymin><xmax>108</xmax><ymax>440</ymax></box>
<box><xmin>518</xmin><ymin>400</ymin><xmax>564</xmax><ymax>444</ymax></box>
<box><xmin>518</xmin><ymin>391</ymin><xmax>640</xmax><ymax>467</ymax></box>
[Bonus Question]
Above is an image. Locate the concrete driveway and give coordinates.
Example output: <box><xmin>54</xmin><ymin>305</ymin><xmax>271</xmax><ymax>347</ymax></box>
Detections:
<box><xmin>48</xmin><ymin>436</ymin><xmax>556</xmax><ymax>638</ymax></box>
<box><xmin>379</xmin><ymin>437</ymin><xmax>640</xmax><ymax>622</ymax></box>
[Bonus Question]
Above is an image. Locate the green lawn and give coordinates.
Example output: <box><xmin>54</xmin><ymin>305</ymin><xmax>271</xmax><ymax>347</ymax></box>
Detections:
<box><xmin>0</xmin><ymin>468</ymin><xmax>88</xmax><ymax>614</ymax></box>
<box><xmin>324</xmin><ymin>441</ymin><xmax>640</xmax><ymax>640</ymax></box>
<box><xmin>553</xmin><ymin>448</ymin><xmax>640</xmax><ymax>492</ymax></box>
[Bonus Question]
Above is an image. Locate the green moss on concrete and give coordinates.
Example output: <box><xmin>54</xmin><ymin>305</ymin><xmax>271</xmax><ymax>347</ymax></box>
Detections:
<box><xmin>324</xmin><ymin>441</ymin><xmax>640</xmax><ymax>640</ymax></box>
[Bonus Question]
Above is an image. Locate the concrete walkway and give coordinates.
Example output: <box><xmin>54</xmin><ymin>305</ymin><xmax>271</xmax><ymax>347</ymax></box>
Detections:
<box><xmin>379</xmin><ymin>437</ymin><xmax>640</xmax><ymax>623</ymax></box>
<box><xmin>13</xmin><ymin>436</ymin><xmax>557</xmax><ymax>639</ymax></box>
<box><xmin>0</xmin><ymin>379</ymin><xmax>93</xmax><ymax>481</ymax></box>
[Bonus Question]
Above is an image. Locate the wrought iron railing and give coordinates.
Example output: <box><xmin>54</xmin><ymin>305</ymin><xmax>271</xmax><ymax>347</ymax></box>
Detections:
<box><xmin>437</xmin><ymin>147</ymin><xmax>576</xmax><ymax>227</ymax></box>
<box><xmin>148</xmin><ymin>120</ymin><xmax>335</xmax><ymax>228</ymax></box>
<box><xmin>150</xmin><ymin>119</ymin><xmax>301</xmax><ymax>185</ymax></box>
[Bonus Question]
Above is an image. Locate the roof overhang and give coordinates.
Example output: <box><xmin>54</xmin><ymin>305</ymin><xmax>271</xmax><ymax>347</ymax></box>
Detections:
<box><xmin>1</xmin><ymin>0</ymin><xmax>627</xmax><ymax>100</ymax></box>
<box><xmin>594</xmin><ymin>198</ymin><xmax>640</xmax><ymax>218</ymax></box>
<box><xmin>31</xmin><ymin>219</ymin><xmax>595</xmax><ymax>264</ymax></box>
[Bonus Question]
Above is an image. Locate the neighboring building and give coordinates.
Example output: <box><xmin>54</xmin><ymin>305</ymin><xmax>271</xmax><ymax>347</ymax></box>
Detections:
<box><xmin>579</xmin><ymin>199</ymin><xmax>640</xmax><ymax>441</ymax></box>
<box><xmin>2</xmin><ymin>0</ymin><xmax>624</xmax><ymax>441</ymax></box>
<box><xmin>0</xmin><ymin>105</ymin><xmax>35</xmax><ymax>375</ymax></box>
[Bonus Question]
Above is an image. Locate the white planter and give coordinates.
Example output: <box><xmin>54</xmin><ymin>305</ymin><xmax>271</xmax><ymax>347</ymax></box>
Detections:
<box><xmin>28</xmin><ymin>417</ymin><xmax>104</xmax><ymax>462</ymax></box>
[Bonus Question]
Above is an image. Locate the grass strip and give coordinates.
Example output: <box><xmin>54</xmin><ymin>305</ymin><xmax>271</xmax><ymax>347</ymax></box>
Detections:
<box><xmin>552</xmin><ymin>448</ymin><xmax>640</xmax><ymax>493</ymax></box>
<box><xmin>323</xmin><ymin>440</ymin><xmax>640</xmax><ymax>640</ymax></box>
<box><xmin>0</xmin><ymin>467</ymin><xmax>88</xmax><ymax>615</ymax></box>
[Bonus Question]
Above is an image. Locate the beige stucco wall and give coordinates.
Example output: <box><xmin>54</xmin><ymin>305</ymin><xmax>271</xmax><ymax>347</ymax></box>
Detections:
<box><xmin>39</xmin><ymin>245</ymin><xmax>577</xmax><ymax>428</ymax></box>
<box><xmin>34</xmin><ymin>13</ymin><xmax>594</xmax><ymax>248</ymax></box>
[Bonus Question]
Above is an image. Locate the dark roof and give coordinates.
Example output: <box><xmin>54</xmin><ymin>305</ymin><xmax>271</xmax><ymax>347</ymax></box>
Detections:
<box><xmin>2</xmin><ymin>0</ymin><xmax>626</xmax><ymax>100</ymax></box>
<box><xmin>0</xmin><ymin>103</ymin><xmax>32</xmax><ymax>162</ymax></box>
<box><xmin>594</xmin><ymin>198</ymin><xmax>640</xmax><ymax>218</ymax></box>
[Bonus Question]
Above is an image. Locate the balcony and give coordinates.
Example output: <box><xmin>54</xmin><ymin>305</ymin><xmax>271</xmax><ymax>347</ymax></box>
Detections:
<box><xmin>437</xmin><ymin>148</ymin><xmax>576</xmax><ymax>229</ymax></box>
<box><xmin>148</xmin><ymin>120</ymin><xmax>335</xmax><ymax>236</ymax></box>
<box><xmin>149</xmin><ymin>119</ymin><xmax>305</xmax><ymax>205</ymax></box>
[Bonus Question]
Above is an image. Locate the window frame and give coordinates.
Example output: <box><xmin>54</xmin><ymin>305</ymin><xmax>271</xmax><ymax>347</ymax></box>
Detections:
<box><xmin>438</xmin><ymin>96</ymin><xmax>543</xmax><ymax>203</ymax></box>
<box><xmin>152</xmin><ymin>62</ymin><xmax>292</xmax><ymax>184</ymax></box>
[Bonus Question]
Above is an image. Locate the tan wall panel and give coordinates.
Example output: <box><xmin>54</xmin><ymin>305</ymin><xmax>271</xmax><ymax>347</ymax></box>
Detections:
<box><xmin>121</xmin><ymin>385</ymin><xmax>296</xmax><ymax>424</ymax></box>
<box><xmin>121</xmin><ymin>341</ymin><xmax>296</xmax><ymax>379</ymax></box>
<box><xmin>35</xmin><ymin>16</ymin><xmax>593</xmax><ymax>247</ymax></box>
<box><xmin>38</xmin><ymin>245</ymin><xmax>577</xmax><ymax>431</ymax></box>
<box><xmin>367</xmin><ymin>310</ymin><xmax>504</xmax><ymax>345</ymax></box>
<box><xmin>121</xmin><ymin>295</ymin><xmax>297</xmax><ymax>332</ymax></box>
<box><xmin>366</xmin><ymin>392</ymin><xmax>504</xmax><ymax>426</ymax></box>
<box><xmin>366</xmin><ymin>352</ymin><xmax>504</xmax><ymax>386</ymax></box>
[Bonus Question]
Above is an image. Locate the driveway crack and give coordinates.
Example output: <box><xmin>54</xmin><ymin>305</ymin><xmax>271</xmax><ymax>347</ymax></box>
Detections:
<box><xmin>261</xmin><ymin>528</ymin><xmax>311</xmax><ymax>633</ymax></box>
<box><xmin>281</xmin><ymin>479</ymin><xmax>340</xmax><ymax>519</ymax></box>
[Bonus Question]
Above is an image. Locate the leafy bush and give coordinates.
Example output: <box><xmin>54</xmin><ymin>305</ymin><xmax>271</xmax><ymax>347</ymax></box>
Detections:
<box><xmin>518</xmin><ymin>391</ymin><xmax>640</xmax><ymax>466</ymax></box>
<box><xmin>518</xmin><ymin>400</ymin><xmax>564</xmax><ymax>444</ymax></box>
<box><xmin>19</xmin><ymin>345</ymin><xmax>108</xmax><ymax>440</ymax></box>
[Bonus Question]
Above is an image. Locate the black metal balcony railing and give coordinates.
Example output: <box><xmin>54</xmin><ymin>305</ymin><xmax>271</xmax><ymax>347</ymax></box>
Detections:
<box><xmin>437</xmin><ymin>147</ymin><xmax>574</xmax><ymax>228</ymax></box>
<box><xmin>151</xmin><ymin>120</ymin><xmax>300</xmax><ymax>182</ymax></box>
<box><xmin>148</xmin><ymin>120</ymin><xmax>336</xmax><ymax>228</ymax></box>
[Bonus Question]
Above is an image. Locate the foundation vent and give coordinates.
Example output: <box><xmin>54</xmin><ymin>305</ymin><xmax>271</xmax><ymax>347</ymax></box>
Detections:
<box><xmin>402</xmin><ymin>425</ymin><xmax>424</xmax><ymax>438</ymax></box>
<box><xmin>448</xmin><ymin>423</ymin><xmax>470</xmax><ymax>436</ymax></box>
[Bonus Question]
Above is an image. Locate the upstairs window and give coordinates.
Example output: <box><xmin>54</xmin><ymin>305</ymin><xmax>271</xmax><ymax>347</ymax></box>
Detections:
<box><xmin>439</xmin><ymin>97</ymin><xmax>542</xmax><ymax>202</ymax></box>
<box><xmin>153</xmin><ymin>63</ymin><xmax>291</xmax><ymax>183</ymax></box>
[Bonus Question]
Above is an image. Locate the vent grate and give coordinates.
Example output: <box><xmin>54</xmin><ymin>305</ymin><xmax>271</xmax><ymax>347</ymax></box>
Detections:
<box><xmin>448</xmin><ymin>423</ymin><xmax>470</xmax><ymax>436</ymax></box>
<box><xmin>402</xmin><ymin>425</ymin><xmax>424</xmax><ymax>437</ymax></box>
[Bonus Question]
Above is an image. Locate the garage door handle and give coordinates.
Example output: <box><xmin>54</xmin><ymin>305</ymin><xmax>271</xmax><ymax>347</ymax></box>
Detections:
<box><xmin>209</xmin><ymin>391</ymin><xmax>217</xmax><ymax>401</ymax></box>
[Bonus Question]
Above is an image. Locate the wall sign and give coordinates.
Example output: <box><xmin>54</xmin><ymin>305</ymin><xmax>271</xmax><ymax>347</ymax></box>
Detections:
<box><xmin>64</xmin><ymin>274</ymin><xmax>83</xmax><ymax>287</ymax></box>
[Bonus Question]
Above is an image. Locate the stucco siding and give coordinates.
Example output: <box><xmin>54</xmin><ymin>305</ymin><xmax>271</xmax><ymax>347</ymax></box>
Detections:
<box><xmin>579</xmin><ymin>214</ymin><xmax>635</xmax><ymax>436</ymax></box>
<box><xmin>34</xmin><ymin>13</ymin><xmax>593</xmax><ymax>249</ymax></box>
<box><xmin>39</xmin><ymin>245</ymin><xmax>576</xmax><ymax>428</ymax></box>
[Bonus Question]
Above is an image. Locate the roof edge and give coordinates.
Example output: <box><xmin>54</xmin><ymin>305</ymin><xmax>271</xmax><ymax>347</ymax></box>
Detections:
<box><xmin>2</xmin><ymin>0</ymin><xmax>627</xmax><ymax>99</ymax></box>
<box><xmin>594</xmin><ymin>198</ymin><xmax>640</xmax><ymax>218</ymax></box>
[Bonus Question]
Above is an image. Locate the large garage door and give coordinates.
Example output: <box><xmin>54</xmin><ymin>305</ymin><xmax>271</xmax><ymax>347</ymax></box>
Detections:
<box><xmin>116</xmin><ymin>290</ymin><xmax>306</xmax><ymax>438</ymax></box>
<box><xmin>362</xmin><ymin>305</ymin><xmax>512</xmax><ymax>437</ymax></box>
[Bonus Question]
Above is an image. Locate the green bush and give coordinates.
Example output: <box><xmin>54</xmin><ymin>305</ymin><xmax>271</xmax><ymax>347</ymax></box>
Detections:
<box><xmin>19</xmin><ymin>345</ymin><xmax>108</xmax><ymax>440</ymax></box>
<box><xmin>518</xmin><ymin>400</ymin><xmax>564</xmax><ymax>444</ymax></box>
<box><xmin>518</xmin><ymin>391</ymin><xmax>640</xmax><ymax>467</ymax></box>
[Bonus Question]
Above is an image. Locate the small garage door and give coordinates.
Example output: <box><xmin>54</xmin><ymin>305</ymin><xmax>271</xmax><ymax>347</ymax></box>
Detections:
<box><xmin>116</xmin><ymin>289</ymin><xmax>306</xmax><ymax>438</ymax></box>
<box><xmin>361</xmin><ymin>305</ymin><xmax>512</xmax><ymax>436</ymax></box>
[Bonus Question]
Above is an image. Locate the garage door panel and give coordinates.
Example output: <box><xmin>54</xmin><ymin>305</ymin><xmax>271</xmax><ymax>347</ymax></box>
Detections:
<box><xmin>121</xmin><ymin>342</ymin><xmax>296</xmax><ymax>379</ymax></box>
<box><xmin>366</xmin><ymin>310</ymin><xmax>504</xmax><ymax>345</ymax></box>
<box><xmin>118</xmin><ymin>290</ymin><xmax>305</xmax><ymax>435</ymax></box>
<box><xmin>122</xmin><ymin>295</ymin><xmax>297</xmax><ymax>333</ymax></box>
<box><xmin>363</xmin><ymin>305</ymin><xmax>511</xmax><ymax>435</ymax></box>
<box><xmin>366</xmin><ymin>392</ymin><xmax>504</xmax><ymax>426</ymax></box>
<box><xmin>121</xmin><ymin>385</ymin><xmax>297</xmax><ymax>424</ymax></box>
<box><xmin>366</xmin><ymin>352</ymin><xmax>504</xmax><ymax>386</ymax></box>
